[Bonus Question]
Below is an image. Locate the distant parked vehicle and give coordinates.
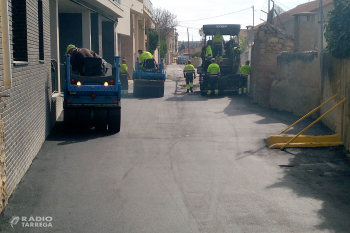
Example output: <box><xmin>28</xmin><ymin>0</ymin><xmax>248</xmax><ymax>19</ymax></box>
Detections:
<box><xmin>177</xmin><ymin>56</ymin><xmax>187</xmax><ymax>64</ymax></box>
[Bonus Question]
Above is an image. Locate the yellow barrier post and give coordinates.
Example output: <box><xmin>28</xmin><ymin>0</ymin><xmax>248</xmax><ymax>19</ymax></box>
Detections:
<box><xmin>278</xmin><ymin>94</ymin><xmax>339</xmax><ymax>135</ymax></box>
<box><xmin>280</xmin><ymin>98</ymin><xmax>347</xmax><ymax>150</ymax></box>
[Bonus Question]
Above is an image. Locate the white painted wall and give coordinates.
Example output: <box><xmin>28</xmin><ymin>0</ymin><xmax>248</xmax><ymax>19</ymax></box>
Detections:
<box><xmin>117</xmin><ymin>0</ymin><xmax>143</xmax><ymax>36</ymax></box>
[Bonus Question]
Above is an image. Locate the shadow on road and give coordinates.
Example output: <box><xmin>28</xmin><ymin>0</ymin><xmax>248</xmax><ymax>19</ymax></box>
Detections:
<box><xmin>47</xmin><ymin>120</ymin><xmax>115</xmax><ymax>145</ymax></box>
<box><xmin>220</xmin><ymin>95</ymin><xmax>350</xmax><ymax>232</ymax></box>
<box><xmin>164</xmin><ymin>91</ymin><xmax>210</xmax><ymax>102</ymax></box>
<box><xmin>269</xmin><ymin>147</ymin><xmax>350</xmax><ymax>232</ymax></box>
<box><xmin>222</xmin><ymin>95</ymin><xmax>334</xmax><ymax>135</ymax></box>
<box><xmin>120</xmin><ymin>93</ymin><xmax>134</xmax><ymax>99</ymax></box>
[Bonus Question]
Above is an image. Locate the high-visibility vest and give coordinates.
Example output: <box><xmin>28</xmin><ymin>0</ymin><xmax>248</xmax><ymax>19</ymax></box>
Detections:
<box><xmin>184</xmin><ymin>64</ymin><xmax>195</xmax><ymax>71</ymax></box>
<box><xmin>206</xmin><ymin>45</ymin><xmax>213</xmax><ymax>57</ymax></box>
<box><xmin>207</xmin><ymin>63</ymin><xmax>220</xmax><ymax>74</ymax></box>
<box><xmin>140</xmin><ymin>51</ymin><xmax>153</xmax><ymax>64</ymax></box>
<box><xmin>240</xmin><ymin>65</ymin><xmax>251</xmax><ymax>75</ymax></box>
<box><xmin>213</xmin><ymin>34</ymin><xmax>224</xmax><ymax>43</ymax></box>
<box><xmin>119</xmin><ymin>64</ymin><xmax>128</xmax><ymax>73</ymax></box>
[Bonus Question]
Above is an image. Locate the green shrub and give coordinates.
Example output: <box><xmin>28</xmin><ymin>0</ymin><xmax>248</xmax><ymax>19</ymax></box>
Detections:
<box><xmin>325</xmin><ymin>0</ymin><xmax>350</xmax><ymax>59</ymax></box>
<box><xmin>191</xmin><ymin>52</ymin><xmax>201</xmax><ymax>58</ymax></box>
<box><xmin>160</xmin><ymin>40</ymin><xmax>167</xmax><ymax>59</ymax></box>
<box><xmin>145</xmin><ymin>28</ymin><xmax>159</xmax><ymax>55</ymax></box>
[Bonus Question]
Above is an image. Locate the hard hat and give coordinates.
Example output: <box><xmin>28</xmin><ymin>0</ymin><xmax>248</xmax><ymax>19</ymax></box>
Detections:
<box><xmin>211</xmin><ymin>58</ymin><xmax>216</xmax><ymax>62</ymax></box>
<box><xmin>65</xmin><ymin>44</ymin><xmax>75</xmax><ymax>54</ymax></box>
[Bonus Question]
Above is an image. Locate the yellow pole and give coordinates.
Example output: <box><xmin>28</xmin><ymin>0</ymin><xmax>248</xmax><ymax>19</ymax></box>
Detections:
<box><xmin>280</xmin><ymin>98</ymin><xmax>347</xmax><ymax>150</ymax></box>
<box><xmin>278</xmin><ymin>94</ymin><xmax>339</xmax><ymax>135</ymax></box>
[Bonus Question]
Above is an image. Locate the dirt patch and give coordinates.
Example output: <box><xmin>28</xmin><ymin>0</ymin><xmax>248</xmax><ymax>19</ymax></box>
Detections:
<box><xmin>165</xmin><ymin>64</ymin><xmax>200</xmax><ymax>94</ymax></box>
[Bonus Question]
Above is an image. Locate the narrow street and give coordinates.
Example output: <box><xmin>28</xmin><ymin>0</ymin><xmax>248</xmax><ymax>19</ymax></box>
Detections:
<box><xmin>1</xmin><ymin>65</ymin><xmax>350</xmax><ymax>233</ymax></box>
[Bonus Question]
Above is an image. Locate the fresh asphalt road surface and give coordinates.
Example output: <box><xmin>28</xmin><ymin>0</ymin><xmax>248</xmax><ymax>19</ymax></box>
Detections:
<box><xmin>1</xmin><ymin>65</ymin><xmax>350</xmax><ymax>233</ymax></box>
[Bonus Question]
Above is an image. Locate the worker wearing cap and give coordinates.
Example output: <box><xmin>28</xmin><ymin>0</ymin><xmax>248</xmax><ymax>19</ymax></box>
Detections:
<box><xmin>206</xmin><ymin>58</ymin><xmax>220</xmax><ymax>96</ymax></box>
<box><xmin>183</xmin><ymin>60</ymin><xmax>196</xmax><ymax>93</ymax></box>
<box><xmin>65</xmin><ymin>44</ymin><xmax>101</xmax><ymax>75</ymax></box>
<box><xmin>138</xmin><ymin>49</ymin><xmax>153</xmax><ymax>67</ymax></box>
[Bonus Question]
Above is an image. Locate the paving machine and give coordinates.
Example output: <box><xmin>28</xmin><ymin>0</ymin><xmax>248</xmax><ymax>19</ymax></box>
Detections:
<box><xmin>197</xmin><ymin>24</ymin><xmax>247</xmax><ymax>95</ymax></box>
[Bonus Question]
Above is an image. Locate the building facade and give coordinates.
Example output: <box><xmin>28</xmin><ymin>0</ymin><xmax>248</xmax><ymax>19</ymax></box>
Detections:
<box><xmin>0</xmin><ymin>0</ymin><xmax>129</xmax><ymax>213</ymax></box>
<box><xmin>0</xmin><ymin>0</ymin><xmax>54</xmax><ymax>209</ymax></box>
<box><xmin>119</xmin><ymin>0</ymin><xmax>155</xmax><ymax>78</ymax></box>
<box><xmin>165</xmin><ymin>28</ymin><xmax>178</xmax><ymax>65</ymax></box>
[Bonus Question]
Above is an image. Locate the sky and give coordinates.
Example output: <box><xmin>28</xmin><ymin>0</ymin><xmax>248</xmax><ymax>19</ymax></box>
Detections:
<box><xmin>149</xmin><ymin>0</ymin><xmax>315</xmax><ymax>42</ymax></box>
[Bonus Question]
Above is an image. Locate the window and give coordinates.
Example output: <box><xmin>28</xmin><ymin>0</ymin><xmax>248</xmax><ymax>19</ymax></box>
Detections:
<box><xmin>12</xmin><ymin>0</ymin><xmax>28</xmax><ymax>62</ymax></box>
<box><xmin>38</xmin><ymin>0</ymin><xmax>44</xmax><ymax>60</ymax></box>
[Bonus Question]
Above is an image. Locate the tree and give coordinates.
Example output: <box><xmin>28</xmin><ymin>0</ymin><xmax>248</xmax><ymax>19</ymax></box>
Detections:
<box><xmin>179</xmin><ymin>42</ymin><xmax>185</xmax><ymax>51</ymax></box>
<box><xmin>146</xmin><ymin>28</ymin><xmax>159</xmax><ymax>54</ymax></box>
<box><xmin>324</xmin><ymin>0</ymin><xmax>350</xmax><ymax>59</ymax></box>
<box><xmin>160</xmin><ymin>40</ymin><xmax>168</xmax><ymax>59</ymax></box>
<box><xmin>239</xmin><ymin>34</ymin><xmax>246</xmax><ymax>53</ymax></box>
<box><xmin>152</xmin><ymin>8</ymin><xmax>178</xmax><ymax>40</ymax></box>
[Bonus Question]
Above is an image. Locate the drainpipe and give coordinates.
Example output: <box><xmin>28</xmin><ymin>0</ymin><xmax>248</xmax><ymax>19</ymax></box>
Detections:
<box><xmin>319</xmin><ymin>0</ymin><xmax>324</xmax><ymax>73</ymax></box>
<box><xmin>1</xmin><ymin>0</ymin><xmax>12</xmax><ymax>89</ymax></box>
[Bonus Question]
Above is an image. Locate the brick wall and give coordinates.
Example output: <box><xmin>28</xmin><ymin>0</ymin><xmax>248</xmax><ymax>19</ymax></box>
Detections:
<box><xmin>0</xmin><ymin>3</ymin><xmax>8</xmax><ymax>213</ymax></box>
<box><xmin>0</xmin><ymin>0</ymin><xmax>54</xmax><ymax>197</ymax></box>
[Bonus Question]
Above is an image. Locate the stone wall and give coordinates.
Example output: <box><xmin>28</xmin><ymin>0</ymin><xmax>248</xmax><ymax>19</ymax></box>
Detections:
<box><xmin>294</xmin><ymin>13</ymin><xmax>317</xmax><ymax>52</ymax></box>
<box><xmin>268</xmin><ymin>51</ymin><xmax>350</xmax><ymax>150</ymax></box>
<box><xmin>270</xmin><ymin>51</ymin><xmax>321</xmax><ymax>117</ymax></box>
<box><xmin>320</xmin><ymin>54</ymin><xmax>350</xmax><ymax>149</ymax></box>
<box><xmin>250</xmin><ymin>24</ymin><xmax>294</xmax><ymax>107</ymax></box>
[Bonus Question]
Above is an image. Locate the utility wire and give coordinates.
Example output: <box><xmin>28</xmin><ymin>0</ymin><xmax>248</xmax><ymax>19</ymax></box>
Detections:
<box><xmin>177</xmin><ymin>25</ymin><xmax>201</xmax><ymax>29</ymax></box>
<box><xmin>178</xmin><ymin>7</ymin><xmax>251</xmax><ymax>22</ymax></box>
<box><xmin>273</xmin><ymin>1</ymin><xmax>291</xmax><ymax>10</ymax></box>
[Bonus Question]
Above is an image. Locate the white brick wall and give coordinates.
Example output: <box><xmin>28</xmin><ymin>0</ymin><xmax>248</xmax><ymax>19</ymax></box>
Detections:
<box><xmin>0</xmin><ymin>0</ymin><xmax>58</xmax><ymax>197</ymax></box>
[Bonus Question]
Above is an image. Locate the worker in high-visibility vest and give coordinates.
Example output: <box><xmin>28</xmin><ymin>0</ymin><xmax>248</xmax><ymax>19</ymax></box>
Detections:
<box><xmin>183</xmin><ymin>60</ymin><xmax>196</xmax><ymax>93</ymax></box>
<box><xmin>119</xmin><ymin>58</ymin><xmax>130</xmax><ymax>77</ymax></box>
<box><xmin>206</xmin><ymin>40</ymin><xmax>213</xmax><ymax>57</ymax></box>
<box><xmin>213</xmin><ymin>31</ymin><xmax>225</xmax><ymax>63</ymax></box>
<box><xmin>233</xmin><ymin>43</ymin><xmax>240</xmax><ymax>61</ymax></box>
<box><xmin>213</xmin><ymin>31</ymin><xmax>224</xmax><ymax>45</ymax></box>
<box><xmin>240</xmin><ymin>60</ymin><xmax>251</xmax><ymax>75</ymax></box>
<box><xmin>239</xmin><ymin>60</ymin><xmax>251</xmax><ymax>94</ymax></box>
<box><xmin>206</xmin><ymin>58</ymin><xmax>220</xmax><ymax>96</ymax></box>
<box><xmin>119</xmin><ymin>58</ymin><xmax>130</xmax><ymax>94</ymax></box>
<box><xmin>138</xmin><ymin>49</ymin><xmax>153</xmax><ymax>67</ymax></box>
